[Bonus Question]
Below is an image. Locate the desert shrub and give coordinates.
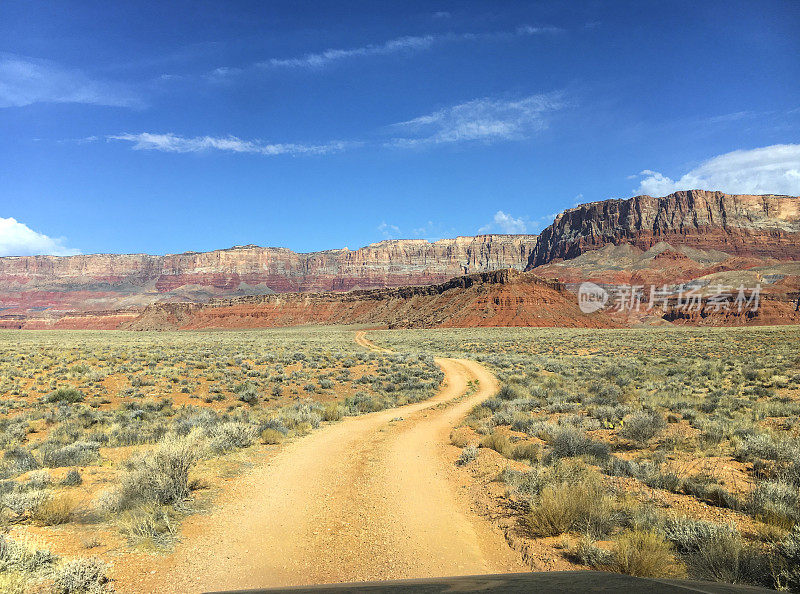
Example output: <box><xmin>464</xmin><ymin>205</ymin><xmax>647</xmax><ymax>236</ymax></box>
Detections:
<box><xmin>260</xmin><ymin>428</ymin><xmax>284</xmax><ymax>444</ymax></box>
<box><xmin>46</xmin><ymin>387</ymin><xmax>84</xmax><ymax>404</ymax></box>
<box><xmin>51</xmin><ymin>557</ymin><xmax>109</xmax><ymax>593</ymax></box>
<box><xmin>118</xmin><ymin>503</ymin><xmax>178</xmax><ymax>546</ymax></box>
<box><xmin>620</xmin><ymin>410</ymin><xmax>666</xmax><ymax>444</ymax></box>
<box><xmin>23</xmin><ymin>470</ymin><xmax>52</xmax><ymax>489</ymax></box>
<box><xmin>687</xmin><ymin>528</ymin><xmax>771</xmax><ymax>586</ymax></box>
<box><xmin>456</xmin><ymin>445</ymin><xmax>478</xmax><ymax>466</ymax></box>
<box><xmin>735</xmin><ymin>433</ymin><xmax>799</xmax><ymax>464</ymax></box>
<box><xmin>116</xmin><ymin>435</ymin><xmax>197</xmax><ymax>509</ymax></box>
<box><xmin>61</xmin><ymin>469</ymin><xmax>83</xmax><ymax>486</ymax></box>
<box><xmin>497</xmin><ymin>384</ymin><xmax>527</xmax><ymax>401</ymax></box>
<box><xmin>3</xmin><ymin>446</ymin><xmax>39</xmax><ymax>474</ymax></box>
<box><xmin>547</xmin><ymin>427</ymin><xmax>609</xmax><ymax>462</ymax></box>
<box><xmin>748</xmin><ymin>480</ymin><xmax>799</xmax><ymax>526</ymax></box>
<box><xmin>609</xmin><ymin>529</ymin><xmax>685</xmax><ymax>578</ymax></box>
<box><xmin>480</xmin><ymin>432</ymin><xmax>512</xmax><ymax>458</ymax></box>
<box><xmin>524</xmin><ymin>479</ymin><xmax>617</xmax><ymax>538</ymax></box>
<box><xmin>512</xmin><ymin>442</ymin><xmax>540</xmax><ymax>463</ymax></box>
<box><xmin>282</xmin><ymin>403</ymin><xmax>322</xmax><ymax>429</ymax></box>
<box><xmin>209</xmin><ymin>422</ymin><xmax>256</xmax><ymax>453</ymax></box>
<box><xmin>0</xmin><ymin>534</ymin><xmax>57</xmax><ymax>573</ymax></box>
<box><xmin>42</xmin><ymin>441</ymin><xmax>100</xmax><ymax>468</ymax></box>
<box><xmin>661</xmin><ymin>517</ymin><xmax>736</xmax><ymax>554</ymax></box>
<box><xmin>569</xmin><ymin>535</ymin><xmax>615</xmax><ymax>567</ymax></box>
<box><xmin>777</xmin><ymin>525</ymin><xmax>800</xmax><ymax>591</ymax></box>
<box><xmin>344</xmin><ymin>392</ymin><xmax>383</xmax><ymax>414</ymax></box>
<box><xmin>0</xmin><ymin>572</ymin><xmax>26</xmax><ymax>594</ymax></box>
<box><xmin>32</xmin><ymin>493</ymin><xmax>77</xmax><ymax>525</ymax></box>
<box><xmin>260</xmin><ymin>416</ymin><xmax>288</xmax><ymax>435</ymax></box>
<box><xmin>322</xmin><ymin>403</ymin><xmax>343</xmax><ymax>421</ymax></box>
<box><xmin>681</xmin><ymin>477</ymin><xmax>740</xmax><ymax>510</ymax></box>
<box><xmin>1</xmin><ymin>489</ymin><xmax>50</xmax><ymax>518</ymax></box>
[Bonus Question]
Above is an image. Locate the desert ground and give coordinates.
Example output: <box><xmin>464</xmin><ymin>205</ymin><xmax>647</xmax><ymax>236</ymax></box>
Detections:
<box><xmin>1</xmin><ymin>325</ymin><xmax>799</xmax><ymax>593</ymax></box>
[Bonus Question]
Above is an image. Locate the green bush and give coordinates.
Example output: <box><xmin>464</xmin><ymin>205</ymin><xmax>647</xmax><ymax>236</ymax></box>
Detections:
<box><xmin>45</xmin><ymin>387</ymin><xmax>84</xmax><ymax>404</ymax></box>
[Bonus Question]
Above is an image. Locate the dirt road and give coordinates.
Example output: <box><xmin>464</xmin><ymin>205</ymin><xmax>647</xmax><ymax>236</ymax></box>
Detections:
<box><xmin>120</xmin><ymin>337</ymin><xmax>524</xmax><ymax>593</ymax></box>
<box><xmin>354</xmin><ymin>329</ymin><xmax>393</xmax><ymax>352</ymax></box>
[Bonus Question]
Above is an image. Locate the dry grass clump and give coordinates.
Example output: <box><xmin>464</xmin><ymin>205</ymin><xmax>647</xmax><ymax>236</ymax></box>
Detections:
<box><xmin>479</xmin><ymin>432</ymin><xmax>512</xmax><ymax>458</ymax></box>
<box><xmin>115</xmin><ymin>435</ymin><xmax>198</xmax><ymax>510</ymax></box>
<box><xmin>450</xmin><ymin>427</ymin><xmax>473</xmax><ymax>448</ymax></box>
<box><xmin>260</xmin><ymin>428</ymin><xmax>284</xmax><ymax>444</ymax></box>
<box><xmin>524</xmin><ymin>477</ymin><xmax>617</xmax><ymax>538</ymax></box>
<box><xmin>31</xmin><ymin>493</ymin><xmax>77</xmax><ymax>526</ymax></box>
<box><xmin>609</xmin><ymin>530</ymin><xmax>685</xmax><ymax>578</ymax></box>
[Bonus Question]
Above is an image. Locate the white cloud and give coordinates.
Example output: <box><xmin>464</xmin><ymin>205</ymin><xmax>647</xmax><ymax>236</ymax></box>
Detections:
<box><xmin>377</xmin><ymin>222</ymin><xmax>401</xmax><ymax>239</ymax></box>
<box><xmin>478</xmin><ymin>211</ymin><xmax>528</xmax><ymax>234</ymax></box>
<box><xmin>0</xmin><ymin>217</ymin><xmax>79</xmax><ymax>256</ymax></box>
<box><xmin>209</xmin><ymin>26</ymin><xmax>561</xmax><ymax>77</ymax></box>
<box><xmin>0</xmin><ymin>53</ymin><xmax>142</xmax><ymax>108</ymax></box>
<box><xmin>634</xmin><ymin>144</ymin><xmax>800</xmax><ymax>196</ymax></box>
<box><xmin>261</xmin><ymin>35</ymin><xmax>435</xmax><ymax>69</ymax></box>
<box><xmin>107</xmin><ymin>132</ymin><xmax>357</xmax><ymax>156</ymax></box>
<box><xmin>388</xmin><ymin>92</ymin><xmax>563</xmax><ymax>147</ymax></box>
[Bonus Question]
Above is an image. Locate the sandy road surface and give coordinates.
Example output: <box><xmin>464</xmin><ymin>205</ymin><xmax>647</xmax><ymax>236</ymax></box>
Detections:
<box><xmin>119</xmin><ymin>336</ymin><xmax>524</xmax><ymax>593</ymax></box>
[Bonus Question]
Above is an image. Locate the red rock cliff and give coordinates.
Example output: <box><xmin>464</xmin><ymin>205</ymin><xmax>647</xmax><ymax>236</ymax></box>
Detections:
<box><xmin>527</xmin><ymin>190</ymin><xmax>800</xmax><ymax>268</ymax></box>
<box><xmin>0</xmin><ymin>235</ymin><xmax>538</xmax><ymax>315</ymax></box>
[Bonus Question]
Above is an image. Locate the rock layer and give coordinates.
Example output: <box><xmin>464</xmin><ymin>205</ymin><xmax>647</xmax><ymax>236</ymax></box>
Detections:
<box><xmin>124</xmin><ymin>270</ymin><xmax>616</xmax><ymax>331</ymax></box>
<box><xmin>528</xmin><ymin>190</ymin><xmax>800</xmax><ymax>268</ymax></box>
<box><xmin>0</xmin><ymin>235</ymin><xmax>538</xmax><ymax>316</ymax></box>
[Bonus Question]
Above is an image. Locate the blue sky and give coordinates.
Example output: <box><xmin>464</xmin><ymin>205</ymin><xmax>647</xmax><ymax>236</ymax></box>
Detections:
<box><xmin>1</xmin><ymin>0</ymin><xmax>799</xmax><ymax>256</ymax></box>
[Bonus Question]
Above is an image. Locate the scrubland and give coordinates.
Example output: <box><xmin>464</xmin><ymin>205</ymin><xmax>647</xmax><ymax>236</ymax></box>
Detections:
<box><xmin>0</xmin><ymin>328</ymin><xmax>442</xmax><ymax>593</ymax></box>
<box><xmin>377</xmin><ymin>326</ymin><xmax>800</xmax><ymax>591</ymax></box>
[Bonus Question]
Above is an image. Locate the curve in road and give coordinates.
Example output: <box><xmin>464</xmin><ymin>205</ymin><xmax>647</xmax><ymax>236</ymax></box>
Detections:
<box><xmin>118</xmin><ymin>336</ymin><xmax>523</xmax><ymax>593</ymax></box>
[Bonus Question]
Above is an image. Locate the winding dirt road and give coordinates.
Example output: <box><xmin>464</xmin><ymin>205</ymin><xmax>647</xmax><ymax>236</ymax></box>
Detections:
<box><xmin>354</xmin><ymin>330</ymin><xmax>393</xmax><ymax>353</ymax></box>
<box><xmin>120</xmin><ymin>334</ymin><xmax>524</xmax><ymax>593</ymax></box>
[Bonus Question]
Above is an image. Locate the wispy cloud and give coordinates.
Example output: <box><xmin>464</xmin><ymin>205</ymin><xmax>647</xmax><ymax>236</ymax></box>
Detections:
<box><xmin>634</xmin><ymin>144</ymin><xmax>800</xmax><ymax>196</ymax></box>
<box><xmin>377</xmin><ymin>222</ymin><xmax>402</xmax><ymax>239</ymax></box>
<box><xmin>261</xmin><ymin>35</ymin><xmax>436</xmax><ymax>69</ymax></box>
<box><xmin>376</xmin><ymin>220</ymin><xmax>457</xmax><ymax>242</ymax></box>
<box><xmin>0</xmin><ymin>217</ymin><xmax>80</xmax><ymax>256</ymax></box>
<box><xmin>206</xmin><ymin>25</ymin><xmax>562</xmax><ymax>78</ymax></box>
<box><xmin>388</xmin><ymin>92</ymin><xmax>564</xmax><ymax>147</ymax></box>
<box><xmin>478</xmin><ymin>211</ymin><xmax>529</xmax><ymax>234</ymax></box>
<box><xmin>107</xmin><ymin>132</ymin><xmax>357</xmax><ymax>156</ymax></box>
<box><xmin>0</xmin><ymin>53</ymin><xmax>143</xmax><ymax>108</ymax></box>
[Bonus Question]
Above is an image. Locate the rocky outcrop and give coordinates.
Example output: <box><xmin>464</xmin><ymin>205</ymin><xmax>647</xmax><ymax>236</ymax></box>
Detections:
<box><xmin>125</xmin><ymin>269</ymin><xmax>616</xmax><ymax>331</ymax></box>
<box><xmin>0</xmin><ymin>235</ymin><xmax>538</xmax><ymax>316</ymax></box>
<box><xmin>528</xmin><ymin>190</ymin><xmax>800</xmax><ymax>268</ymax></box>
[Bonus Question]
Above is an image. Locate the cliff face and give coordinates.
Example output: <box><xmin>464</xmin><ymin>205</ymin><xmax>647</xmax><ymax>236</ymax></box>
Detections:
<box><xmin>527</xmin><ymin>190</ymin><xmax>800</xmax><ymax>268</ymax></box>
<box><xmin>124</xmin><ymin>270</ymin><xmax>616</xmax><ymax>331</ymax></box>
<box><xmin>0</xmin><ymin>235</ymin><xmax>538</xmax><ymax>315</ymax></box>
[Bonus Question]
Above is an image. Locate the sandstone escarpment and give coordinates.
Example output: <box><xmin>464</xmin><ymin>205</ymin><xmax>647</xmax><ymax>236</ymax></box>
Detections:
<box><xmin>0</xmin><ymin>235</ymin><xmax>538</xmax><ymax>316</ymax></box>
<box><xmin>528</xmin><ymin>190</ymin><xmax>800</xmax><ymax>268</ymax></box>
<box><xmin>125</xmin><ymin>269</ymin><xmax>615</xmax><ymax>331</ymax></box>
